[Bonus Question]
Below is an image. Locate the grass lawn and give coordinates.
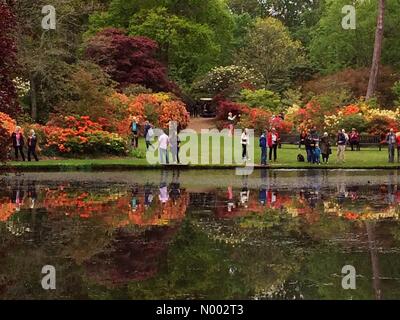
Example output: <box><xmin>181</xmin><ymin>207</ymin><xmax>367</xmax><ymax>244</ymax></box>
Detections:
<box><xmin>6</xmin><ymin>135</ymin><xmax>400</xmax><ymax>170</ymax></box>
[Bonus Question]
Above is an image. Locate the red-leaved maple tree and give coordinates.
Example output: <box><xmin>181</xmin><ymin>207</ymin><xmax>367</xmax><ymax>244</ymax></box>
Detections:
<box><xmin>85</xmin><ymin>28</ymin><xmax>174</xmax><ymax>93</ymax></box>
<box><xmin>0</xmin><ymin>1</ymin><xmax>19</xmax><ymax>118</ymax></box>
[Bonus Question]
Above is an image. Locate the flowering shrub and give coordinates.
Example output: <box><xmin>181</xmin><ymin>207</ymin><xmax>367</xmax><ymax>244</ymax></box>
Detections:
<box><xmin>192</xmin><ymin>65</ymin><xmax>261</xmax><ymax>95</ymax></box>
<box><xmin>323</xmin><ymin>102</ymin><xmax>400</xmax><ymax>135</ymax></box>
<box><xmin>43</xmin><ymin>116</ymin><xmax>128</xmax><ymax>155</ymax></box>
<box><xmin>238</xmin><ymin>89</ymin><xmax>281</xmax><ymax>112</ymax></box>
<box><xmin>0</xmin><ymin>112</ymin><xmax>15</xmax><ymax>135</ymax></box>
<box><xmin>238</xmin><ymin>108</ymin><xmax>272</xmax><ymax>134</ymax></box>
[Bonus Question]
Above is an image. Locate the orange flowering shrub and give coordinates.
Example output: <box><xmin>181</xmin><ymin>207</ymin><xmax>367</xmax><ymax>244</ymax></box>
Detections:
<box><xmin>0</xmin><ymin>112</ymin><xmax>15</xmax><ymax>135</ymax></box>
<box><xmin>158</xmin><ymin>100</ymin><xmax>190</xmax><ymax>129</ymax></box>
<box><xmin>104</xmin><ymin>92</ymin><xmax>190</xmax><ymax>135</ymax></box>
<box><xmin>342</xmin><ymin>104</ymin><xmax>360</xmax><ymax>116</ymax></box>
<box><xmin>43</xmin><ymin>116</ymin><xmax>128</xmax><ymax>155</ymax></box>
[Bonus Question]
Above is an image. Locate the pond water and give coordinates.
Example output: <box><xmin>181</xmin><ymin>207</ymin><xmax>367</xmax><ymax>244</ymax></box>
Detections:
<box><xmin>1</xmin><ymin>169</ymin><xmax>400</xmax><ymax>300</ymax></box>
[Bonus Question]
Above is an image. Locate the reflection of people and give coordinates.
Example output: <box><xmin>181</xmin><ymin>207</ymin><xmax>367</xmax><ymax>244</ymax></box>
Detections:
<box><xmin>144</xmin><ymin>184</ymin><xmax>154</xmax><ymax>208</ymax></box>
<box><xmin>130</xmin><ymin>184</ymin><xmax>139</xmax><ymax>212</ymax></box>
<box><xmin>259</xmin><ymin>169</ymin><xmax>268</xmax><ymax>205</ymax></box>
<box><xmin>159</xmin><ymin>171</ymin><xmax>169</xmax><ymax>204</ymax></box>
<box><xmin>227</xmin><ymin>186</ymin><xmax>235</xmax><ymax>212</ymax></box>
<box><xmin>169</xmin><ymin>170</ymin><xmax>181</xmax><ymax>204</ymax></box>
<box><xmin>240</xmin><ymin>176</ymin><xmax>249</xmax><ymax>208</ymax></box>
<box><xmin>11</xmin><ymin>126</ymin><xmax>25</xmax><ymax>161</ymax></box>
<box><xmin>27</xmin><ymin>181</ymin><xmax>37</xmax><ymax>209</ymax></box>
<box><xmin>11</xmin><ymin>180</ymin><xmax>24</xmax><ymax>212</ymax></box>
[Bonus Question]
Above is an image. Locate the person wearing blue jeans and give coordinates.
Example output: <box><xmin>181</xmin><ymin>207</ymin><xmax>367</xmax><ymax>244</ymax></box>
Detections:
<box><xmin>158</xmin><ymin>131</ymin><xmax>170</xmax><ymax>164</ymax></box>
<box><xmin>259</xmin><ymin>131</ymin><xmax>267</xmax><ymax>166</ymax></box>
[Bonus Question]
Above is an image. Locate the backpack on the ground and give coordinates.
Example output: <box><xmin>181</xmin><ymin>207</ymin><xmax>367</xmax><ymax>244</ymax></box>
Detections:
<box><xmin>297</xmin><ymin>154</ymin><xmax>305</xmax><ymax>162</ymax></box>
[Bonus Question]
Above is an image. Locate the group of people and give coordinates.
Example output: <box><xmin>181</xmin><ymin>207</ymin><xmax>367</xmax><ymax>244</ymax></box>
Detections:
<box><xmin>298</xmin><ymin>128</ymin><xmax>359</xmax><ymax>164</ymax></box>
<box><xmin>9</xmin><ymin>126</ymin><xmax>39</xmax><ymax>162</ymax></box>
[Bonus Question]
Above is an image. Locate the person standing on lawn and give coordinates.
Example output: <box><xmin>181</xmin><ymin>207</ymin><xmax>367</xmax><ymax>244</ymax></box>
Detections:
<box><xmin>349</xmin><ymin>128</ymin><xmax>360</xmax><ymax>151</ymax></box>
<box><xmin>11</xmin><ymin>126</ymin><xmax>25</xmax><ymax>161</ymax></box>
<box><xmin>305</xmin><ymin>129</ymin><xmax>313</xmax><ymax>163</ymax></box>
<box><xmin>386</xmin><ymin>128</ymin><xmax>396</xmax><ymax>163</ymax></box>
<box><xmin>299</xmin><ymin>130</ymin><xmax>307</xmax><ymax>149</ymax></box>
<box><xmin>144</xmin><ymin>120</ymin><xmax>153</xmax><ymax>150</ymax></box>
<box><xmin>27</xmin><ymin>129</ymin><xmax>39</xmax><ymax>162</ymax></box>
<box><xmin>337</xmin><ymin>129</ymin><xmax>347</xmax><ymax>163</ymax></box>
<box><xmin>396</xmin><ymin>132</ymin><xmax>400</xmax><ymax>162</ymax></box>
<box><xmin>320</xmin><ymin>132</ymin><xmax>331</xmax><ymax>164</ymax></box>
<box><xmin>310</xmin><ymin>127</ymin><xmax>320</xmax><ymax>164</ymax></box>
<box><xmin>228</xmin><ymin>112</ymin><xmax>237</xmax><ymax>137</ymax></box>
<box><xmin>259</xmin><ymin>131</ymin><xmax>267</xmax><ymax>166</ymax></box>
<box><xmin>170</xmin><ymin>130</ymin><xmax>181</xmax><ymax>164</ymax></box>
<box><xmin>158</xmin><ymin>130</ymin><xmax>170</xmax><ymax>164</ymax></box>
<box><xmin>130</xmin><ymin>117</ymin><xmax>139</xmax><ymax>149</ymax></box>
<box><xmin>268</xmin><ymin>128</ymin><xmax>280</xmax><ymax>162</ymax></box>
<box><xmin>241</xmin><ymin>128</ymin><xmax>250</xmax><ymax>161</ymax></box>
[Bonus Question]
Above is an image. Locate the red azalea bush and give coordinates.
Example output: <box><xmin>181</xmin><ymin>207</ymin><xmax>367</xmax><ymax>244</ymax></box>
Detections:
<box><xmin>270</xmin><ymin>116</ymin><xmax>293</xmax><ymax>134</ymax></box>
<box><xmin>238</xmin><ymin>108</ymin><xmax>272</xmax><ymax>134</ymax></box>
<box><xmin>216</xmin><ymin>100</ymin><xmax>250</xmax><ymax>129</ymax></box>
<box><xmin>367</xmin><ymin>115</ymin><xmax>398</xmax><ymax>137</ymax></box>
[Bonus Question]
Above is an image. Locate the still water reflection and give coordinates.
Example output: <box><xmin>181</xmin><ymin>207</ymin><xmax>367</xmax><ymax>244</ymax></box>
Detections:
<box><xmin>1</xmin><ymin>170</ymin><xmax>400</xmax><ymax>299</ymax></box>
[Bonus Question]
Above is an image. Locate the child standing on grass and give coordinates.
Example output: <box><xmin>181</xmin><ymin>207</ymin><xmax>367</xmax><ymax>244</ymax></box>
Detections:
<box><xmin>314</xmin><ymin>144</ymin><xmax>321</xmax><ymax>165</ymax></box>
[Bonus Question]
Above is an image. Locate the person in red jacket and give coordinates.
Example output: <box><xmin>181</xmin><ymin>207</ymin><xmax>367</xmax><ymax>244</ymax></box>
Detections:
<box><xmin>267</xmin><ymin>128</ymin><xmax>280</xmax><ymax>162</ymax></box>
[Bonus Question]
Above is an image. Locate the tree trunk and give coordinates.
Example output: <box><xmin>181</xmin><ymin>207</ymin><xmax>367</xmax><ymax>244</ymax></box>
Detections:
<box><xmin>30</xmin><ymin>73</ymin><xmax>37</xmax><ymax>122</ymax></box>
<box><xmin>366</xmin><ymin>0</ymin><xmax>385</xmax><ymax>100</ymax></box>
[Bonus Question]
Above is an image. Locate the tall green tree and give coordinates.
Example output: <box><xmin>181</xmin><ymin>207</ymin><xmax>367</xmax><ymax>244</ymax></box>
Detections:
<box><xmin>235</xmin><ymin>17</ymin><xmax>305</xmax><ymax>91</ymax></box>
<box><xmin>128</xmin><ymin>7</ymin><xmax>220</xmax><ymax>86</ymax></box>
<box><xmin>86</xmin><ymin>0</ymin><xmax>234</xmax><ymax>86</ymax></box>
<box><xmin>309</xmin><ymin>0</ymin><xmax>400</xmax><ymax>75</ymax></box>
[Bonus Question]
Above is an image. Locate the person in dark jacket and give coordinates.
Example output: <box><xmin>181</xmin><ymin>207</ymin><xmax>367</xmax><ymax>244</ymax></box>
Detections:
<box><xmin>320</xmin><ymin>132</ymin><xmax>331</xmax><ymax>164</ymax></box>
<box><xmin>144</xmin><ymin>120</ymin><xmax>153</xmax><ymax>150</ymax></box>
<box><xmin>349</xmin><ymin>128</ymin><xmax>360</xmax><ymax>151</ymax></box>
<box><xmin>11</xmin><ymin>126</ymin><xmax>25</xmax><ymax>161</ymax></box>
<box><xmin>337</xmin><ymin>129</ymin><xmax>347</xmax><ymax>163</ymax></box>
<box><xmin>259</xmin><ymin>131</ymin><xmax>267</xmax><ymax>166</ymax></box>
<box><xmin>27</xmin><ymin>129</ymin><xmax>39</xmax><ymax>162</ymax></box>
<box><xmin>304</xmin><ymin>129</ymin><xmax>313</xmax><ymax>163</ymax></box>
<box><xmin>130</xmin><ymin>117</ymin><xmax>139</xmax><ymax>149</ymax></box>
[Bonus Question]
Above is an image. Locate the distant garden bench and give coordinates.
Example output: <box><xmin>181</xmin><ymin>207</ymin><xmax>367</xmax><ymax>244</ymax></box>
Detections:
<box><xmin>279</xmin><ymin>134</ymin><xmax>385</xmax><ymax>150</ymax></box>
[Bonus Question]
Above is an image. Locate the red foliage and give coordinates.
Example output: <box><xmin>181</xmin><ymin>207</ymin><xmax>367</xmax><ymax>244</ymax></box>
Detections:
<box><xmin>0</xmin><ymin>1</ymin><xmax>19</xmax><ymax>117</ymax></box>
<box><xmin>302</xmin><ymin>67</ymin><xmax>398</xmax><ymax>107</ymax></box>
<box><xmin>85</xmin><ymin>28</ymin><xmax>174</xmax><ymax>92</ymax></box>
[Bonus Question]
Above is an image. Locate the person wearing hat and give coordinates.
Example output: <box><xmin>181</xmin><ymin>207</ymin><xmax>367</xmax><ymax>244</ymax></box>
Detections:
<box><xmin>320</xmin><ymin>132</ymin><xmax>331</xmax><ymax>164</ymax></box>
<box><xmin>349</xmin><ymin>128</ymin><xmax>360</xmax><ymax>151</ymax></box>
